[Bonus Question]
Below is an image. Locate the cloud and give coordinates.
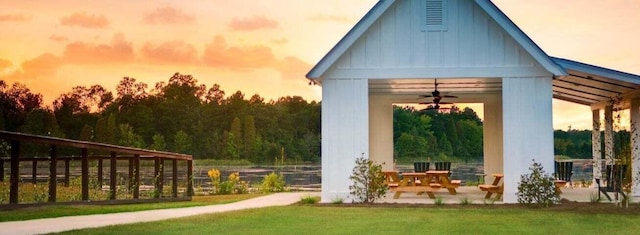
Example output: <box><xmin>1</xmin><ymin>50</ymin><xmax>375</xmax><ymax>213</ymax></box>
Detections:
<box><xmin>0</xmin><ymin>13</ymin><xmax>32</xmax><ymax>22</ymax></box>
<box><xmin>0</xmin><ymin>53</ymin><xmax>61</xmax><ymax>82</ymax></box>
<box><xmin>202</xmin><ymin>35</ymin><xmax>276</xmax><ymax>69</ymax></box>
<box><xmin>63</xmin><ymin>33</ymin><xmax>134</xmax><ymax>64</ymax></box>
<box><xmin>141</xmin><ymin>40</ymin><xmax>198</xmax><ymax>65</ymax></box>
<box><xmin>229</xmin><ymin>15</ymin><xmax>278</xmax><ymax>31</ymax></box>
<box><xmin>60</xmin><ymin>12</ymin><xmax>109</xmax><ymax>28</ymax></box>
<box><xmin>271</xmin><ymin>38</ymin><xmax>289</xmax><ymax>45</ymax></box>
<box><xmin>275</xmin><ymin>57</ymin><xmax>312</xmax><ymax>80</ymax></box>
<box><xmin>49</xmin><ymin>34</ymin><xmax>68</xmax><ymax>42</ymax></box>
<box><xmin>0</xmin><ymin>59</ymin><xmax>12</xmax><ymax>71</ymax></box>
<box><xmin>144</xmin><ymin>6</ymin><xmax>195</xmax><ymax>25</ymax></box>
<box><xmin>308</xmin><ymin>13</ymin><xmax>352</xmax><ymax>23</ymax></box>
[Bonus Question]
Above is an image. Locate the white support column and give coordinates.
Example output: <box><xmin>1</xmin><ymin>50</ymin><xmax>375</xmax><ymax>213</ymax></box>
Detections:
<box><xmin>483</xmin><ymin>93</ymin><xmax>503</xmax><ymax>184</ymax></box>
<box><xmin>604</xmin><ymin>105</ymin><xmax>614</xmax><ymax>165</ymax></box>
<box><xmin>369</xmin><ymin>94</ymin><xmax>394</xmax><ymax>170</ymax></box>
<box><xmin>630</xmin><ymin>98</ymin><xmax>640</xmax><ymax>196</ymax></box>
<box><xmin>320</xmin><ymin>78</ymin><xmax>369</xmax><ymax>203</ymax></box>
<box><xmin>592</xmin><ymin>109</ymin><xmax>602</xmax><ymax>186</ymax></box>
<box><xmin>502</xmin><ymin>76</ymin><xmax>554</xmax><ymax>203</ymax></box>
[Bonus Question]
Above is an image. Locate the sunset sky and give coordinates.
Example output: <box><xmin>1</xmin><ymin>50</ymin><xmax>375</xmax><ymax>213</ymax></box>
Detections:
<box><xmin>1</xmin><ymin>0</ymin><xmax>639</xmax><ymax>130</ymax></box>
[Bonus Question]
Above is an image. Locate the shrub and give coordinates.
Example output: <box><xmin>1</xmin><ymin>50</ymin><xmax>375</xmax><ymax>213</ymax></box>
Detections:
<box><xmin>348</xmin><ymin>155</ymin><xmax>387</xmax><ymax>203</ymax></box>
<box><xmin>260</xmin><ymin>172</ymin><xmax>286</xmax><ymax>193</ymax></box>
<box><xmin>516</xmin><ymin>159</ymin><xmax>560</xmax><ymax>207</ymax></box>
<box><xmin>216</xmin><ymin>172</ymin><xmax>248</xmax><ymax>195</ymax></box>
<box><xmin>459</xmin><ymin>197</ymin><xmax>472</xmax><ymax>205</ymax></box>
<box><xmin>208</xmin><ymin>169</ymin><xmax>221</xmax><ymax>194</ymax></box>
<box><xmin>300</xmin><ymin>195</ymin><xmax>319</xmax><ymax>204</ymax></box>
<box><xmin>434</xmin><ymin>196</ymin><xmax>445</xmax><ymax>206</ymax></box>
<box><xmin>331</xmin><ymin>197</ymin><xmax>344</xmax><ymax>204</ymax></box>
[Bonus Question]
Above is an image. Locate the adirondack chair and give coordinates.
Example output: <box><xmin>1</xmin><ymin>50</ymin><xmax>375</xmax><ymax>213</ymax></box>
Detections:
<box><xmin>597</xmin><ymin>164</ymin><xmax>628</xmax><ymax>201</ymax></box>
<box><xmin>435</xmin><ymin>161</ymin><xmax>452</xmax><ymax>177</ymax></box>
<box><xmin>554</xmin><ymin>161</ymin><xmax>573</xmax><ymax>192</ymax></box>
<box><xmin>413</xmin><ymin>162</ymin><xmax>430</xmax><ymax>173</ymax></box>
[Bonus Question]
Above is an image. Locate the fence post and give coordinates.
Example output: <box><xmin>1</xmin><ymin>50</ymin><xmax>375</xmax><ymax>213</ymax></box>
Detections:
<box><xmin>64</xmin><ymin>158</ymin><xmax>70</xmax><ymax>187</ymax></box>
<box><xmin>49</xmin><ymin>145</ymin><xmax>57</xmax><ymax>202</ymax></box>
<box><xmin>32</xmin><ymin>159</ymin><xmax>37</xmax><ymax>184</ymax></box>
<box><xmin>0</xmin><ymin>158</ymin><xmax>4</xmax><ymax>182</ymax></box>
<box><xmin>10</xmin><ymin>140</ymin><xmax>20</xmax><ymax>204</ymax></box>
<box><xmin>187</xmin><ymin>159</ymin><xmax>193</xmax><ymax>197</ymax></box>
<box><xmin>133</xmin><ymin>154</ymin><xmax>140</xmax><ymax>199</ymax></box>
<box><xmin>128</xmin><ymin>158</ymin><xmax>134</xmax><ymax>190</ymax></box>
<box><xmin>172</xmin><ymin>159</ymin><xmax>178</xmax><ymax>198</ymax></box>
<box><xmin>154</xmin><ymin>157</ymin><xmax>163</xmax><ymax>198</ymax></box>
<box><xmin>110</xmin><ymin>151</ymin><xmax>117</xmax><ymax>200</ymax></box>
<box><xmin>97</xmin><ymin>159</ymin><xmax>103</xmax><ymax>188</ymax></box>
<box><xmin>81</xmin><ymin>148</ymin><xmax>89</xmax><ymax>201</ymax></box>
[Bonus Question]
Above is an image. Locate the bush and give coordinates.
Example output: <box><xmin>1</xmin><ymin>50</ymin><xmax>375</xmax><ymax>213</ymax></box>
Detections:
<box><xmin>216</xmin><ymin>172</ymin><xmax>248</xmax><ymax>195</ymax></box>
<box><xmin>300</xmin><ymin>195</ymin><xmax>319</xmax><ymax>204</ymax></box>
<box><xmin>516</xmin><ymin>159</ymin><xmax>560</xmax><ymax>207</ymax></box>
<box><xmin>260</xmin><ymin>172</ymin><xmax>286</xmax><ymax>193</ymax></box>
<box><xmin>348</xmin><ymin>155</ymin><xmax>387</xmax><ymax>203</ymax></box>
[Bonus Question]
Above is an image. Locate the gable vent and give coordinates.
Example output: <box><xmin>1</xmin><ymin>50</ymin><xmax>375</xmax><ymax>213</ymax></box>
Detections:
<box><xmin>422</xmin><ymin>0</ymin><xmax>447</xmax><ymax>31</ymax></box>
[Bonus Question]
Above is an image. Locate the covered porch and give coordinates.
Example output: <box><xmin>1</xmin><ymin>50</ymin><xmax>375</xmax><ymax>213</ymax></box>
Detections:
<box><xmin>306</xmin><ymin>0</ymin><xmax>640</xmax><ymax>203</ymax></box>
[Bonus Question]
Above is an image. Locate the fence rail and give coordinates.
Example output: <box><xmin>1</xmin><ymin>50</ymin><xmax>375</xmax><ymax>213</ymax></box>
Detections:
<box><xmin>0</xmin><ymin>130</ymin><xmax>194</xmax><ymax>206</ymax></box>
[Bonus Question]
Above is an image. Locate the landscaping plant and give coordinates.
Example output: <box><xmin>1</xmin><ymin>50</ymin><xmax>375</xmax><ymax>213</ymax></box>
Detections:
<box><xmin>348</xmin><ymin>155</ymin><xmax>387</xmax><ymax>203</ymax></box>
<box><xmin>516</xmin><ymin>159</ymin><xmax>560</xmax><ymax>207</ymax></box>
<box><xmin>260</xmin><ymin>172</ymin><xmax>286</xmax><ymax>193</ymax></box>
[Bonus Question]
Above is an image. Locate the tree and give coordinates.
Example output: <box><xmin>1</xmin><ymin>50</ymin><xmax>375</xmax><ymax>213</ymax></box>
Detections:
<box><xmin>118</xmin><ymin>124</ymin><xmax>145</xmax><ymax>148</ymax></box>
<box><xmin>79</xmin><ymin>124</ymin><xmax>93</xmax><ymax>141</ymax></box>
<box><xmin>173</xmin><ymin>130</ymin><xmax>192</xmax><ymax>154</ymax></box>
<box><xmin>243</xmin><ymin>115</ymin><xmax>258</xmax><ymax>161</ymax></box>
<box><xmin>149</xmin><ymin>134</ymin><xmax>166</xmax><ymax>151</ymax></box>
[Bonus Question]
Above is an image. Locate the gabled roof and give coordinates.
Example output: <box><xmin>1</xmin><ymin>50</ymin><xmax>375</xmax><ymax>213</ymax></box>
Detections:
<box><xmin>306</xmin><ymin>0</ymin><xmax>567</xmax><ymax>79</ymax></box>
<box><xmin>306</xmin><ymin>0</ymin><xmax>396</xmax><ymax>80</ymax></box>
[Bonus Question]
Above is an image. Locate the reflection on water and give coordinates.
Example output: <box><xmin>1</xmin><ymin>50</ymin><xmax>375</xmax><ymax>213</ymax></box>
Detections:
<box><xmin>194</xmin><ymin>160</ymin><xmax>595</xmax><ymax>190</ymax></box>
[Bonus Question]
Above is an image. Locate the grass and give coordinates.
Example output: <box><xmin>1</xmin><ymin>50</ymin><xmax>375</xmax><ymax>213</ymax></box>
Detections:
<box><xmin>0</xmin><ymin>194</ymin><xmax>262</xmax><ymax>222</ymax></box>
<box><xmin>58</xmin><ymin>206</ymin><xmax>640</xmax><ymax>235</ymax></box>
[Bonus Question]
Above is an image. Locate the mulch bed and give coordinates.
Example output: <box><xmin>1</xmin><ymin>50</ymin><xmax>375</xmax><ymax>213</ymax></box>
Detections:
<box><xmin>305</xmin><ymin>199</ymin><xmax>640</xmax><ymax>215</ymax></box>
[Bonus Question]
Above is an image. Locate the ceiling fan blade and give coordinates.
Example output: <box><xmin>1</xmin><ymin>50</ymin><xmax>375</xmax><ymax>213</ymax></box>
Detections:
<box><xmin>442</xmin><ymin>95</ymin><xmax>458</xmax><ymax>98</ymax></box>
<box><xmin>419</xmin><ymin>94</ymin><xmax>434</xmax><ymax>98</ymax></box>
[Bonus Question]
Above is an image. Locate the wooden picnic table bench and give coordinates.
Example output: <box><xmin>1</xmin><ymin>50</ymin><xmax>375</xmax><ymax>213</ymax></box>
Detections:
<box><xmin>479</xmin><ymin>173</ymin><xmax>503</xmax><ymax>200</ymax></box>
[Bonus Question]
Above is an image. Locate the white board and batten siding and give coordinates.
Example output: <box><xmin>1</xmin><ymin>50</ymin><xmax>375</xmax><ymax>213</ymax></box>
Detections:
<box><xmin>321</xmin><ymin>78</ymin><xmax>369</xmax><ymax>202</ymax></box>
<box><xmin>318</xmin><ymin>0</ymin><xmax>555</xmax><ymax>203</ymax></box>
<box><xmin>325</xmin><ymin>0</ymin><xmax>550</xmax><ymax>80</ymax></box>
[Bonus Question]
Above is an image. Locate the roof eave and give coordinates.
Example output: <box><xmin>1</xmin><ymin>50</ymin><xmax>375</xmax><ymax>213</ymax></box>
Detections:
<box><xmin>551</xmin><ymin>57</ymin><xmax>640</xmax><ymax>85</ymax></box>
<box><xmin>474</xmin><ymin>0</ymin><xmax>567</xmax><ymax>76</ymax></box>
<box><xmin>306</xmin><ymin>0</ymin><xmax>397</xmax><ymax>80</ymax></box>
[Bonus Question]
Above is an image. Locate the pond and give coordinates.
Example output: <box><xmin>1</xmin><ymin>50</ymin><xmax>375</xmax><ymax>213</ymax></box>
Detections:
<box><xmin>194</xmin><ymin>159</ymin><xmax>594</xmax><ymax>190</ymax></box>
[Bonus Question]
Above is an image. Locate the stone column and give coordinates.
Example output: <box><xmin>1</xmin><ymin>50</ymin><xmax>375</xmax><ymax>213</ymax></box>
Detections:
<box><xmin>591</xmin><ymin>109</ymin><xmax>602</xmax><ymax>186</ymax></box>
<box><xmin>630</xmin><ymin>98</ymin><xmax>640</xmax><ymax>196</ymax></box>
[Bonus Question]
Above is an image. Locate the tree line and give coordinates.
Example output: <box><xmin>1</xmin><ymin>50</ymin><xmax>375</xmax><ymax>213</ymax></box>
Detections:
<box><xmin>0</xmin><ymin>73</ymin><xmax>319</xmax><ymax>164</ymax></box>
<box><xmin>3</xmin><ymin>74</ymin><xmax>620</xmax><ymax>164</ymax></box>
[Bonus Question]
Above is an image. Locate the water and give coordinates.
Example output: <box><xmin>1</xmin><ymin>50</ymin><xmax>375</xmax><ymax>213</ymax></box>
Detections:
<box><xmin>14</xmin><ymin>160</ymin><xmax>595</xmax><ymax>190</ymax></box>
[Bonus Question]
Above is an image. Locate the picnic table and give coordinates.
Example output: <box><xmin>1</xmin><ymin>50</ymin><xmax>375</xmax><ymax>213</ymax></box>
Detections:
<box><xmin>479</xmin><ymin>173</ymin><xmax>503</xmax><ymax>200</ymax></box>
<box><xmin>391</xmin><ymin>171</ymin><xmax>460</xmax><ymax>199</ymax></box>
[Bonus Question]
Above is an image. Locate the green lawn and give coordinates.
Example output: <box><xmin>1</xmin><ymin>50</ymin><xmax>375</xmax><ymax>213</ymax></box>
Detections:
<box><xmin>58</xmin><ymin>206</ymin><xmax>640</xmax><ymax>235</ymax></box>
<box><xmin>0</xmin><ymin>194</ymin><xmax>261</xmax><ymax>222</ymax></box>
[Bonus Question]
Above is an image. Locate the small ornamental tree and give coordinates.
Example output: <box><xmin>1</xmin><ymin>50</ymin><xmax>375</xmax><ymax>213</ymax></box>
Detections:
<box><xmin>349</xmin><ymin>155</ymin><xmax>388</xmax><ymax>203</ymax></box>
<box><xmin>517</xmin><ymin>159</ymin><xmax>560</xmax><ymax>207</ymax></box>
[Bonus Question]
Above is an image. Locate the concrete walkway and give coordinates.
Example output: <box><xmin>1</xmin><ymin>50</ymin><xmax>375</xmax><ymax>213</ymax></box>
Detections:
<box><xmin>0</xmin><ymin>192</ymin><xmax>319</xmax><ymax>235</ymax></box>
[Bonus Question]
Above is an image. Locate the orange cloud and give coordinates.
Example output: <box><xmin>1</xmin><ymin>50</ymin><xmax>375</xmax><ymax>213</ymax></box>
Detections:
<box><xmin>0</xmin><ymin>59</ymin><xmax>12</xmax><ymax>70</ymax></box>
<box><xmin>202</xmin><ymin>35</ymin><xmax>276</xmax><ymax>69</ymax></box>
<box><xmin>141</xmin><ymin>40</ymin><xmax>198</xmax><ymax>65</ymax></box>
<box><xmin>1</xmin><ymin>53</ymin><xmax>61</xmax><ymax>83</ymax></box>
<box><xmin>144</xmin><ymin>6</ymin><xmax>194</xmax><ymax>25</ymax></box>
<box><xmin>275</xmin><ymin>57</ymin><xmax>312</xmax><ymax>80</ymax></box>
<box><xmin>229</xmin><ymin>15</ymin><xmax>278</xmax><ymax>31</ymax></box>
<box><xmin>308</xmin><ymin>13</ymin><xmax>352</xmax><ymax>23</ymax></box>
<box><xmin>0</xmin><ymin>13</ymin><xmax>32</xmax><ymax>22</ymax></box>
<box><xmin>271</xmin><ymin>38</ymin><xmax>289</xmax><ymax>45</ymax></box>
<box><xmin>49</xmin><ymin>34</ymin><xmax>68</xmax><ymax>42</ymax></box>
<box><xmin>63</xmin><ymin>33</ymin><xmax>134</xmax><ymax>64</ymax></box>
<box><xmin>60</xmin><ymin>12</ymin><xmax>109</xmax><ymax>28</ymax></box>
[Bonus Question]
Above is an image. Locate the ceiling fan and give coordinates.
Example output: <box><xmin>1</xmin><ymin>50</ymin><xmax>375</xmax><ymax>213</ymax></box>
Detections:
<box><xmin>419</xmin><ymin>79</ymin><xmax>457</xmax><ymax>110</ymax></box>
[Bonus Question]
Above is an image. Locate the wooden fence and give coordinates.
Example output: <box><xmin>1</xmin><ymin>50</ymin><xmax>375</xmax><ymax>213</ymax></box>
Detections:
<box><xmin>0</xmin><ymin>130</ymin><xmax>193</xmax><ymax>206</ymax></box>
